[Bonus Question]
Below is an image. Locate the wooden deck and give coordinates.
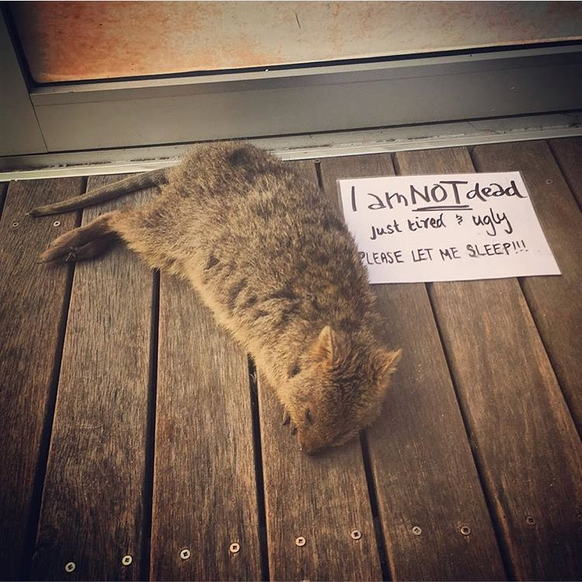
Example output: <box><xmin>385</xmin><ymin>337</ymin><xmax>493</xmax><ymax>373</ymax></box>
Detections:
<box><xmin>1</xmin><ymin>139</ymin><xmax>581</xmax><ymax>581</ymax></box>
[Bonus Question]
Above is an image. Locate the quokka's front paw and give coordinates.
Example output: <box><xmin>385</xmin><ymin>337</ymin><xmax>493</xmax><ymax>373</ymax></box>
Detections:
<box><xmin>282</xmin><ymin>409</ymin><xmax>298</xmax><ymax>434</ymax></box>
<box><xmin>282</xmin><ymin>409</ymin><xmax>291</xmax><ymax>425</ymax></box>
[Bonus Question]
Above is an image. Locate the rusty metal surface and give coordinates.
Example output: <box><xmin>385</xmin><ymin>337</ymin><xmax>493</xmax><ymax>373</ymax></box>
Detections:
<box><xmin>9</xmin><ymin>1</ymin><xmax>582</xmax><ymax>83</ymax></box>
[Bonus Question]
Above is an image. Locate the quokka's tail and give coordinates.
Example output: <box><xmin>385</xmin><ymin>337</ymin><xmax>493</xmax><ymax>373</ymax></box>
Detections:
<box><xmin>28</xmin><ymin>167</ymin><xmax>169</xmax><ymax>217</ymax></box>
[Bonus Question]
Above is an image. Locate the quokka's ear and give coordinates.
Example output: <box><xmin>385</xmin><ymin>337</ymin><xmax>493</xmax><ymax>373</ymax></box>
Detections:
<box><xmin>309</xmin><ymin>325</ymin><xmax>336</xmax><ymax>364</ymax></box>
<box><xmin>375</xmin><ymin>348</ymin><xmax>402</xmax><ymax>383</ymax></box>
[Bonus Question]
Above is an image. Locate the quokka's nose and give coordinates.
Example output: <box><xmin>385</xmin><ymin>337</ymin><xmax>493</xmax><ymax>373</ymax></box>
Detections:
<box><xmin>298</xmin><ymin>436</ymin><xmax>326</xmax><ymax>455</ymax></box>
<box><xmin>298</xmin><ymin>436</ymin><xmax>312</xmax><ymax>454</ymax></box>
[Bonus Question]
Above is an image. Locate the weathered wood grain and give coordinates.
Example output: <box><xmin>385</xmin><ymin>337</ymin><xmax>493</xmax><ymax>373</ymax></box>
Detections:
<box><xmin>258</xmin><ymin>160</ymin><xmax>382</xmax><ymax>582</ymax></box>
<box><xmin>319</xmin><ymin>154</ymin><xmax>506</xmax><ymax>581</ymax></box>
<box><xmin>395</xmin><ymin>146</ymin><xmax>582</xmax><ymax>580</ymax></box>
<box><xmin>0</xmin><ymin>177</ymin><xmax>83</xmax><ymax>581</ymax></box>
<box><xmin>31</xmin><ymin>176</ymin><xmax>154</xmax><ymax>580</ymax></box>
<box><xmin>152</xmin><ymin>274</ymin><xmax>261</xmax><ymax>581</ymax></box>
<box><xmin>549</xmin><ymin>137</ymin><xmax>582</xmax><ymax>209</ymax></box>
<box><xmin>473</xmin><ymin>141</ymin><xmax>582</xmax><ymax>432</ymax></box>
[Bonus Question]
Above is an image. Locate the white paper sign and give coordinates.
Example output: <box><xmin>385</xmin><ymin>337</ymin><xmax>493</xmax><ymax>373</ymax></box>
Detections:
<box><xmin>338</xmin><ymin>172</ymin><xmax>560</xmax><ymax>284</ymax></box>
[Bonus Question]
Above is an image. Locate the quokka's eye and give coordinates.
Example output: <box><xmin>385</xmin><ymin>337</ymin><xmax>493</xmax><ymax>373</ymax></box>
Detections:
<box><xmin>288</xmin><ymin>363</ymin><xmax>301</xmax><ymax>377</ymax></box>
<box><xmin>305</xmin><ymin>409</ymin><xmax>313</xmax><ymax>424</ymax></box>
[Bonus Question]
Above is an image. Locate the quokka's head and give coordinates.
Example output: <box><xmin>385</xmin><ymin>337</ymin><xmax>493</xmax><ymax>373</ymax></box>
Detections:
<box><xmin>287</xmin><ymin>326</ymin><xmax>401</xmax><ymax>455</ymax></box>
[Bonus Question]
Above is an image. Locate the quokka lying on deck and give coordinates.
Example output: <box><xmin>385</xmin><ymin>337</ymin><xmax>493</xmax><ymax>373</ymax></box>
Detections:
<box><xmin>32</xmin><ymin>142</ymin><xmax>401</xmax><ymax>454</ymax></box>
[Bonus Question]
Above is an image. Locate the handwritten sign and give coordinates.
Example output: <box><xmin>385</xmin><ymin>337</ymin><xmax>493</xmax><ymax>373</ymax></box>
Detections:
<box><xmin>338</xmin><ymin>172</ymin><xmax>560</xmax><ymax>283</ymax></box>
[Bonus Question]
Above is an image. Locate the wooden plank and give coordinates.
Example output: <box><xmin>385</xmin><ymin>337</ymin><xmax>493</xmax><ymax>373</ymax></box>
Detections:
<box><xmin>318</xmin><ymin>154</ymin><xmax>506</xmax><ymax>581</ymax></box>
<box><xmin>473</xmin><ymin>140</ymin><xmax>582</xmax><ymax>432</ymax></box>
<box><xmin>31</xmin><ymin>176</ymin><xmax>154</xmax><ymax>580</ymax></box>
<box><xmin>258</xmin><ymin>160</ymin><xmax>382</xmax><ymax>582</ymax></box>
<box><xmin>395</xmin><ymin>147</ymin><xmax>582</xmax><ymax>580</ymax></box>
<box><xmin>0</xmin><ymin>177</ymin><xmax>83</xmax><ymax>581</ymax></box>
<box><xmin>549</xmin><ymin>137</ymin><xmax>582</xmax><ymax>208</ymax></box>
<box><xmin>152</xmin><ymin>275</ymin><xmax>261</xmax><ymax>580</ymax></box>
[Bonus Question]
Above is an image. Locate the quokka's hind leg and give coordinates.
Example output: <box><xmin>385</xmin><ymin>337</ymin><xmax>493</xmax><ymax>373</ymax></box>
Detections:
<box><xmin>40</xmin><ymin>212</ymin><xmax>121</xmax><ymax>263</ymax></box>
<box><xmin>41</xmin><ymin>205</ymin><xmax>180</xmax><ymax>272</ymax></box>
<box><xmin>108</xmin><ymin>207</ymin><xmax>184</xmax><ymax>273</ymax></box>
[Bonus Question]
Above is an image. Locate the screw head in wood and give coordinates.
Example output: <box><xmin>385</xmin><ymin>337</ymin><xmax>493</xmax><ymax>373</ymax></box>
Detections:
<box><xmin>412</xmin><ymin>526</ymin><xmax>422</xmax><ymax>536</ymax></box>
<box><xmin>526</xmin><ymin>515</ymin><xmax>536</xmax><ymax>526</ymax></box>
<box><xmin>351</xmin><ymin>530</ymin><xmax>362</xmax><ymax>540</ymax></box>
<box><xmin>65</xmin><ymin>562</ymin><xmax>76</xmax><ymax>573</ymax></box>
<box><xmin>295</xmin><ymin>536</ymin><xmax>306</xmax><ymax>547</ymax></box>
<box><xmin>229</xmin><ymin>542</ymin><xmax>240</xmax><ymax>554</ymax></box>
<box><xmin>180</xmin><ymin>548</ymin><xmax>191</xmax><ymax>560</ymax></box>
<box><xmin>11</xmin><ymin>221</ymin><xmax>19</xmax><ymax>228</ymax></box>
<box><xmin>460</xmin><ymin>525</ymin><xmax>471</xmax><ymax>536</ymax></box>
<box><xmin>121</xmin><ymin>555</ymin><xmax>133</xmax><ymax>566</ymax></box>
<box><xmin>53</xmin><ymin>220</ymin><xmax>61</xmax><ymax>227</ymax></box>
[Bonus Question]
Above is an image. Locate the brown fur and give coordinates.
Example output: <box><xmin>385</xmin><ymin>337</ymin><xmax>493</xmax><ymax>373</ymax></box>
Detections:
<box><xmin>39</xmin><ymin>142</ymin><xmax>401</xmax><ymax>454</ymax></box>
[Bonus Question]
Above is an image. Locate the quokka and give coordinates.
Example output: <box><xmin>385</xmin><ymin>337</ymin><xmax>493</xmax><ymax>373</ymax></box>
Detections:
<box><xmin>33</xmin><ymin>142</ymin><xmax>401</xmax><ymax>454</ymax></box>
